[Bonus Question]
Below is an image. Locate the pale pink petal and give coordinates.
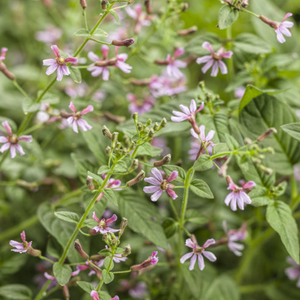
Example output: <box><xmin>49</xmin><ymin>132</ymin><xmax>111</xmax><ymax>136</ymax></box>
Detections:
<box><xmin>72</xmin><ymin>121</ymin><xmax>78</xmax><ymax>133</ymax></box>
<box><xmin>15</xmin><ymin>144</ymin><xmax>25</xmax><ymax>156</ymax></box>
<box><xmin>218</xmin><ymin>60</ymin><xmax>228</xmax><ymax>74</ymax></box>
<box><xmin>144</xmin><ymin>177</ymin><xmax>161</xmax><ymax>185</ymax></box>
<box><xmin>10</xmin><ymin>145</ymin><xmax>16</xmax><ymax>158</ymax></box>
<box><xmin>202</xmin><ymin>251</ymin><xmax>217</xmax><ymax>261</ymax></box>
<box><xmin>174</xmin><ymin>47</ymin><xmax>185</xmax><ymax>58</ymax></box>
<box><xmin>88</xmin><ymin>52</ymin><xmax>100</xmax><ymax>62</ymax></box>
<box><xmin>92</xmin><ymin>212</ymin><xmax>100</xmax><ymax>222</ymax></box>
<box><xmin>167</xmin><ymin>171</ymin><xmax>178</xmax><ymax>182</ymax></box>
<box><xmin>150</xmin><ymin>189</ymin><xmax>163</xmax><ymax>201</ymax></box>
<box><xmin>102</xmin><ymin>68</ymin><xmax>110</xmax><ymax>81</ymax></box>
<box><xmin>43</xmin><ymin>59</ymin><xmax>57</xmax><ymax>66</ymax></box>
<box><xmin>106</xmin><ymin>214</ymin><xmax>117</xmax><ymax>224</ymax></box>
<box><xmin>65</xmin><ymin>57</ymin><xmax>78</xmax><ymax>64</ymax></box>
<box><xmin>81</xmin><ymin>105</ymin><xmax>94</xmax><ymax>115</ymax></box>
<box><xmin>228</xmin><ymin>182</ymin><xmax>237</xmax><ymax>191</ymax></box>
<box><xmin>242</xmin><ymin>181</ymin><xmax>256</xmax><ymax>189</ymax></box>
<box><xmin>179</xmin><ymin>104</ymin><xmax>190</xmax><ymax>115</ymax></box>
<box><xmin>199</xmin><ymin>125</ymin><xmax>206</xmax><ymax>140</ymax></box>
<box><xmin>198</xmin><ymin>254</ymin><xmax>205</xmax><ymax>270</ymax></box>
<box><xmin>281</xmin><ymin>21</ymin><xmax>294</xmax><ymax>28</ymax></box>
<box><xmin>117</xmin><ymin>61</ymin><xmax>132</xmax><ymax>73</ymax></box>
<box><xmin>0</xmin><ymin>137</ymin><xmax>8</xmax><ymax>143</ymax></box>
<box><xmin>279</xmin><ymin>26</ymin><xmax>291</xmax><ymax>37</ymax></box>
<box><xmin>185</xmin><ymin>238</ymin><xmax>197</xmax><ymax>249</ymax></box>
<box><xmin>46</xmin><ymin>63</ymin><xmax>58</xmax><ymax>75</ymax></box>
<box><xmin>220</xmin><ymin>51</ymin><xmax>233</xmax><ymax>59</ymax></box>
<box><xmin>117</xmin><ymin>53</ymin><xmax>128</xmax><ymax>61</ymax></box>
<box><xmin>101</xmin><ymin>45</ymin><xmax>109</xmax><ymax>59</ymax></box>
<box><xmin>282</xmin><ymin>12</ymin><xmax>293</xmax><ymax>22</ymax></box>
<box><xmin>143</xmin><ymin>185</ymin><xmax>160</xmax><ymax>194</ymax></box>
<box><xmin>61</xmin><ymin>65</ymin><xmax>70</xmax><ymax>76</ymax></box>
<box><xmin>189</xmin><ymin>99</ymin><xmax>197</xmax><ymax>114</ymax></box>
<box><xmin>240</xmin><ymin>192</ymin><xmax>252</xmax><ymax>205</ymax></box>
<box><xmin>126</xmin><ymin>6</ymin><xmax>138</xmax><ymax>19</ymax></box>
<box><xmin>211</xmin><ymin>61</ymin><xmax>219</xmax><ymax>77</ymax></box>
<box><xmin>206</xmin><ymin>130</ymin><xmax>215</xmax><ymax>141</ymax></box>
<box><xmin>189</xmin><ymin>254</ymin><xmax>197</xmax><ymax>270</ymax></box>
<box><xmin>151</xmin><ymin>168</ymin><xmax>164</xmax><ymax>182</ymax></box>
<box><xmin>51</xmin><ymin>45</ymin><xmax>60</xmax><ymax>57</ymax></box>
<box><xmin>224</xmin><ymin>192</ymin><xmax>234</xmax><ymax>206</ymax></box>
<box><xmin>203</xmin><ymin>239</ymin><xmax>215</xmax><ymax>248</ymax></box>
<box><xmin>201</xmin><ymin>59</ymin><xmax>214</xmax><ymax>74</ymax></box>
<box><xmin>0</xmin><ymin>143</ymin><xmax>10</xmax><ymax>153</ymax></box>
<box><xmin>172</xmin><ymin>110</ymin><xmax>188</xmax><ymax>118</ymax></box>
<box><xmin>56</xmin><ymin>66</ymin><xmax>64</xmax><ymax>81</ymax></box>
<box><xmin>285</xmin><ymin>267</ymin><xmax>300</xmax><ymax>280</ymax></box>
<box><xmin>202</xmin><ymin>42</ymin><xmax>214</xmax><ymax>54</ymax></box>
<box><xmin>18</xmin><ymin>135</ymin><xmax>33</xmax><ymax>142</ymax></box>
<box><xmin>166</xmin><ymin>188</ymin><xmax>178</xmax><ymax>199</ymax></box>
<box><xmin>89</xmin><ymin>67</ymin><xmax>103</xmax><ymax>77</ymax></box>
<box><xmin>180</xmin><ymin>252</ymin><xmax>193</xmax><ymax>263</ymax></box>
<box><xmin>173</xmin><ymin>60</ymin><xmax>187</xmax><ymax>68</ymax></box>
<box><xmin>77</xmin><ymin>119</ymin><xmax>92</xmax><ymax>131</ymax></box>
<box><xmin>171</xmin><ymin>116</ymin><xmax>188</xmax><ymax>122</ymax></box>
<box><xmin>230</xmin><ymin>196</ymin><xmax>237</xmax><ymax>211</ymax></box>
<box><xmin>2</xmin><ymin>121</ymin><xmax>12</xmax><ymax>135</ymax></box>
<box><xmin>90</xmin><ymin>290</ymin><xmax>100</xmax><ymax>300</ymax></box>
<box><xmin>276</xmin><ymin>29</ymin><xmax>286</xmax><ymax>43</ymax></box>
<box><xmin>196</xmin><ymin>55</ymin><xmax>212</xmax><ymax>65</ymax></box>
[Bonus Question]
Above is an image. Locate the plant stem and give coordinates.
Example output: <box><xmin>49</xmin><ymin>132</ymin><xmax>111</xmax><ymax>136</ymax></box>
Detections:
<box><xmin>112</xmin><ymin>269</ymin><xmax>131</xmax><ymax>274</ymax></box>
<box><xmin>39</xmin><ymin>256</ymin><xmax>55</xmax><ymax>264</ymax></box>
<box><xmin>242</xmin><ymin>8</ymin><xmax>259</xmax><ymax>18</ymax></box>
<box><xmin>13</xmin><ymin>80</ymin><xmax>32</xmax><ymax>100</ymax></box>
<box><xmin>226</xmin><ymin>25</ymin><xmax>233</xmax><ymax>82</ymax></box>
<box><xmin>34</xmin><ymin>280</ymin><xmax>52</xmax><ymax>300</ymax></box>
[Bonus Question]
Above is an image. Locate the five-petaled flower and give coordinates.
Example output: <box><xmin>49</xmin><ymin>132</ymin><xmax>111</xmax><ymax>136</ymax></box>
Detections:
<box><xmin>180</xmin><ymin>238</ymin><xmax>217</xmax><ymax>271</ymax></box>
<box><xmin>87</xmin><ymin>46</ymin><xmax>110</xmax><ymax>80</ymax></box>
<box><xmin>285</xmin><ymin>257</ymin><xmax>300</xmax><ymax>288</ymax></box>
<box><xmin>92</xmin><ymin>212</ymin><xmax>120</xmax><ymax>234</ymax></box>
<box><xmin>0</xmin><ymin>121</ymin><xmax>32</xmax><ymax>158</ymax></box>
<box><xmin>127</xmin><ymin>93</ymin><xmax>155</xmax><ymax>115</ymax></box>
<box><xmin>171</xmin><ymin>99</ymin><xmax>204</xmax><ymax>123</ymax></box>
<box><xmin>225</xmin><ymin>176</ymin><xmax>256</xmax><ymax>211</ymax></box>
<box><xmin>43</xmin><ymin>45</ymin><xmax>78</xmax><ymax>81</ymax></box>
<box><xmin>223</xmin><ymin>221</ymin><xmax>247</xmax><ymax>256</ymax></box>
<box><xmin>91</xmin><ymin>290</ymin><xmax>119</xmax><ymax>300</ymax></box>
<box><xmin>165</xmin><ymin>48</ymin><xmax>187</xmax><ymax>79</ymax></box>
<box><xmin>143</xmin><ymin>168</ymin><xmax>178</xmax><ymax>202</ymax></box>
<box><xmin>66</xmin><ymin>102</ymin><xmax>93</xmax><ymax>133</ymax></box>
<box><xmin>126</xmin><ymin>4</ymin><xmax>152</xmax><ymax>34</ymax></box>
<box><xmin>9</xmin><ymin>231</ymin><xmax>32</xmax><ymax>253</ymax></box>
<box><xmin>196</xmin><ymin>42</ymin><xmax>233</xmax><ymax>77</ymax></box>
<box><xmin>190</xmin><ymin>125</ymin><xmax>215</xmax><ymax>154</ymax></box>
<box><xmin>275</xmin><ymin>13</ymin><xmax>294</xmax><ymax>43</ymax></box>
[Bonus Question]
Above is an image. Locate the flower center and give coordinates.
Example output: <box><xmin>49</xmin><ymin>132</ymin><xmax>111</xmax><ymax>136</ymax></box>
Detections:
<box><xmin>160</xmin><ymin>180</ymin><xmax>168</xmax><ymax>190</ymax></box>
<box><xmin>74</xmin><ymin>112</ymin><xmax>81</xmax><ymax>120</ymax></box>
<box><xmin>56</xmin><ymin>56</ymin><xmax>65</xmax><ymax>65</ymax></box>
<box><xmin>8</xmin><ymin>134</ymin><xmax>18</xmax><ymax>144</ymax></box>
<box><xmin>194</xmin><ymin>247</ymin><xmax>203</xmax><ymax>254</ymax></box>
<box><xmin>99</xmin><ymin>220</ymin><xmax>106</xmax><ymax>228</ymax></box>
<box><xmin>212</xmin><ymin>53</ymin><xmax>221</xmax><ymax>60</ymax></box>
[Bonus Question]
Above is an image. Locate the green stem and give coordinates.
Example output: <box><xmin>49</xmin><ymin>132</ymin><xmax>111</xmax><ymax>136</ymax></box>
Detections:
<box><xmin>39</xmin><ymin>256</ymin><xmax>55</xmax><ymax>264</ymax></box>
<box><xmin>112</xmin><ymin>269</ymin><xmax>131</xmax><ymax>274</ymax></box>
<box><xmin>34</xmin><ymin>280</ymin><xmax>52</xmax><ymax>300</ymax></box>
<box><xmin>226</xmin><ymin>25</ymin><xmax>233</xmax><ymax>82</ymax></box>
<box><xmin>239</xmin><ymin>284</ymin><xmax>267</xmax><ymax>294</ymax></box>
<box><xmin>96</xmin><ymin>250</ymin><xmax>115</xmax><ymax>292</ymax></box>
<box><xmin>22</xmin><ymin>123</ymin><xmax>43</xmax><ymax>135</ymax></box>
<box><xmin>13</xmin><ymin>80</ymin><xmax>32</xmax><ymax>100</ymax></box>
<box><xmin>242</xmin><ymin>8</ymin><xmax>260</xmax><ymax>18</ymax></box>
<box><xmin>169</xmin><ymin>197</ymin><xmax>179</xmax><ymax>220</ymax></box>
<box><xmin>83</xmin><ymin>9</ymin><xmax>88</xmax><ymax>31</ymax></box>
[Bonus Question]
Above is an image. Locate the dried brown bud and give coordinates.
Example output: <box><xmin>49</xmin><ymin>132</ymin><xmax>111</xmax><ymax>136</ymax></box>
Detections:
<box><xmin>154</xmin><ymin>154</ymin><xmax>171</xmax><ymax>167</ymax></box>
<box><xmin>101</xmin><ymin>0</ymin><xmax>108</xmax><ymax>9</ymax></box>
<box><xmin>60</xmin><ymin>111</ymin><xmax>73</xmax><ymax>118</ymax></box>
<box><xmin>119</xmin><ymin>218</ymin><xmax>128</xmax><ymax>236</ymax></box>
<box><xmin>126</xmin><ymin>170</ymin><xmax>145</xmax><ymax>186</ymax></box>
<box><xmin>259</xmin><ymin>15</ymin><xmax>278</xmax><ymax>29</ymax></box>
<box><xmin>86</xmin><ymin>176</ymin><xmax>94</xmax><ymax>191</ymax></box>
<box><xmin>144</xmin><ymin>0</ymin><xmax>152</xmax><ymax>14</ymax></box>
<box><xmin>154</xmin><ymin>59</ymin><xmax>169</xmax><ymax>66</ymax></box>
<box><xmin>90</xmin><ymin>254</ymin><xmax>106</xmax><ymax>261</ymax></box>
<box><xmin>74</xmin><ymin>239</ymin><xmax>89</xmax><ymax>260</ymax></box>
<box><xmin>80</xmin><ymin>0</ymin><xmax>87</xmax><ymax>9</ymax></box>
<box><xmin>226</xmin><ymin>175</ymin><xmax>233</xmax><ymax>185</ymax></box>
<box><xmin>104</xmin><ymin>112</ymin><xmax>126</xmax><ymax>124</ymax></box>
<box><xmin>130</xmin><ymin>78</ymin><xmax>151</xmax><ymax>86</ymax></box>
<box><xmin>257</xmin><ymin>128</ymin><xmax>277</xmax><ymax>142</ymax></box>
<box><xmin>122</xmin><ymin>244</ymin><xmax>131</xmax><ymax>257</ymax></box>
<box><xmin>112</xmin><ymin>39</ymin><xmax>135</xmax><ymax>47</ymax></box>
<box><xmin>178</xmin><ymin>26</ymin><xmax>198</xmax><ymax>36</ymax></box>
<box><xmin>0</xmin><ymin>63</ymin><xmax>15</xmax><ymax>80</ymax></box>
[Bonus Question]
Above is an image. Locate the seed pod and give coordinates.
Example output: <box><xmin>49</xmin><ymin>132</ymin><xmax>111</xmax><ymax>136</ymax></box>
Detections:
<box><xmin>154</xmin><ymin>154</ymin><xmax>171</xmax><ymax>167</ymax></box>
<box><xmin>80</xmin><ymin>0</ymin><xmax>87</xmax><ymax>9</ymax></box>
<box><xmin>112</xmin><ymin>38</ymin><xmax>135</xmax><ymax>47</ymax></box>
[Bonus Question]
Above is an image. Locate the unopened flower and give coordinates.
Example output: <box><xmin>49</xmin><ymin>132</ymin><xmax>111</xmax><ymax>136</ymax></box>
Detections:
<box><xmin>115</xmin><ymin>47</ymin><xmax>132</xmax><ymax>74</ymax></box>
<box><xmin>171</xmin><ymin>99</ymin><xmax>204</xmax><ymax>123</ymax></box>
<box><xmin>131</xmin><ymin>251</ymin><xmax>158</xmax><ymax>271</ymax></box>
<box><xmin>92</xmin><ymin>212</ymin><xmax>120</xmax><ymax>234</ymax></box>
<box><xmin>235</xmin><ymin>87</ymin><xmax>246</xmax><ymax>99</ymax></box>
<box><xmin>43</xmin><ymin>45</ymin><xmax>78</xmax><ymax>81</ymax></box>
<box><xmin>225</xmin><ymin>177</ymin><xmax>256</xmax><ymax>211</ymax></box>
<box><xmin>127</xmin><ymin>93</ymin><xmax>154</xmax><ymax>115</ymax></box>
<box><xmin>196</xmin><ymin>42</ymin><xmax>233</xmax><ymax>77</ymax></box>
<box><xmin>143</xmin><ymin>168</ymin><xmax>178</xmax><ymax>201</ymax></box>
<box><xmin>9</xmin><ymin>231</ymin><xmax>32</xmax><ymax>253</ymax></box>
<box><xmin>126</xmin><ymin>4</ymin><xmax>152</xmax><ymax>33</ymax></box>
<box><xmin>66</xmin><ymin>102</ymin><xmax>93</xmax><ymax>133</ymax></box>
<box><xmin>180</xmin><ymin>238</ymin><xmax>216</xmax><ymax>271</ymax></box>
<box><xmin>190</xmin><ymin>125</ymin><xmax>215</xmax><ymax>154</ymax></box>
<box><xmin>0</xmin><ymin>47</ymin><xmax>8</xmax><ymax>62</ymax></box>
<box><xmin>87</xmin><ymin>46</ymin><xmax>110</xmax><ymax>80</ymax></box>
<box><xmin>223</xmin><ymin>221</ymin><xmax>247</xmax><ymax>256</ymax></box>
<box><xmin>163</xmin><ymin>48</ymin><xmax>187</xmax><ymax>79</ymax></box>
<box><xmin>0</xmin><ymin>48</ymin><xmax>15</xmax><ymax>80</ymax></box>
<box><xmin>285</xmin><ymin>257</ymin><xmax>300</xmax><ymax>288</ymax></box>
<box><xmin>35</xmin><ymin>25</ymin><xmax>62</xmax><ymax>44</ymax></box>
<box><xmin>0</xmin><ymin>121</ymin><xmax>32</xmax><ymax>158</ymax></box>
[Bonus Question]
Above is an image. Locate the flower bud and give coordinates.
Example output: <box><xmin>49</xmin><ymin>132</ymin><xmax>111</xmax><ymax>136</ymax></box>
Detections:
<box><xmin>257</xmin><ymin>128</ymin><xmax>277</xmax><ymax>142</ymax></box>
<box><xmin>86</xmin><ymin>176</ymin><xmax>94</xmax><ymax>191</ymax></box>
<box><xmin>130</xmin><ymin>78</ymin><xmax>151</xmax><ymax>86</ymax></box>
<box><xmin>104</xmin><ymin>112</ymin><xmax>126</xmax><ymax>124</ymax></box>
<box><xmin>131</xmin><ymin>251</ymin><xmax>159</xmax><ymax>271</ymax></box>
<box><xmin>199</xmin><ymin>81</ymin><xmax>205</xmax><ymax>91</ymax></box>
<box><xmin>226</xmin><ymin>175</ymin><xmax>233</xmax><ymax>185</ymax></box>
<box><xmin>259</xmin><ymin>15</ymin><xmax>278</xmax><ymax>29</ymax></box>
<box><xmin>80</xmin><ymin>0</ymin><xmax>87</xmax><ymax>9</ymax></box>
<box><xmin>27</xmin><ymin>247</ymin><xmax>42</xmax><ymax>257</ymax></box>
<box><xmin>132</xmin><ymin>112</ymin><xmax>138</xmax><ymax>123</ymax></box>
<box><xmin>122</xmin><ymin>244</ymin><xmax>131</xmax><ymax>257</ymax></box>
<box><xmin>90</xmin><ymin>229</ymin><xmax>99</xmax><ymax>235</ymax></box>
<box><xmin>218</xmin><ymin>164</ymin><xmax>228</xmax><ymax>178</ymax></box>
<box><xmin>153</xmin><ymin>122</ymin><xmax>159</xmax><ymax>131</ymax></box>
<box><xmin>178</xmin><ymin>26</ymin><xmax>198</xmax><ymax>36</ymax></box>
<box><xmin>90</xmin><ymin>254</ymin><xmax>106</xmax><ymax>261</ymax></box>
<box><xmin>119</xmin><ymin>217</ymin><xmax>128</xmax><ymax>236</ymax></box>
<box><xmin>154</xmin><ymin>154</ymin><xmax>171</xmax><ymax>167</ymax></box>
<box><xmin>244</xmin><ymin>137</ymin><xmax>252</xmax><ymax>145</ymax></box>
<box><xmin>101</xmin><ymin>0</ymin><xmax>108</xmax><ymax>9</ymax></box>
<box><xmin>62</xmin><ymin>285</ymin><xmax>70</xmax><ymax>300</ymax></box>
<box><xmin>137</xmin><ymin>122</ymin><xmax>143</xmax><ymax>131</ymax></box>
<box><xmin>111</xmin><ymin>238</ymin><xmax>119</xmax><ymax>247</ymax></box>
<box><xmin>111</xmin><ymin>132</ymin><xmax>119</xmax><ymax>148</ymax></box>
<box><xmin>126</xmin><ymin>170</ymin><xmax>145</xmax><ymax>186</ymax></box>
<box><xmin>148</xmin><ymin>129</ymin><xmax>155</xmax><ymax>139</ymax></box>
<box><xmin>42</xmin><ymin>0</ymin><xmax>52</xmax><ymax>7</ymax></box>
<box><xmin>181</xmin><ymin>3</ymin><xmax>189</xmax><ymax>12</ymax></box>
<box><xmin>102</xmin><ymin>125</ymin><xmax>112</xmax><ymax>139</ymax></box>
<box><xmin>241</xmin><ymin>0</ymin><xmax>249</xmax><ymax>8</ymax></box>
<box><xmin>112</xmin><ymin>39</ymin><xmax>135</xmax><ymax>47</ymax></box>
<box><xmin>0</xmin><ymin>66</ymin><xmax>15</xmax><ymax>80</ymax></box>
<box><xmin>144</xmin><ymin>0</ymin><xmax>152</xmax><ymax>14</ymax></box>
<box><xmin>106</xmin><ymin>146</ymin><xmax>112</xmax><ymax>155</ymax></box>
<box><xmin>74</xmin><ymin>239</ymin><xmax>89</xmax><ymax>260</ymax></box>
<box><xmin>258</xmin><ymin>165</ymin><xmax>273</xmax><ymax>175</ymax></box>
<box><xmin>128</xmin><ymin>159</ymin><xmax>139</xmax><ymax>171</ymax></box>
<box><xmin>266</xmin><ymin>147</ymin><xmax>275</xmax><ymax>154</ymax></box>
<box><xmin>146</xmin><ymin>119</ymin><xmax>152</xmax><ymax>126</ymax></box>
<box><xmin>159</xmin><ymin>118</ymin><xmax>167</xmax><ymax>128</ymax></box>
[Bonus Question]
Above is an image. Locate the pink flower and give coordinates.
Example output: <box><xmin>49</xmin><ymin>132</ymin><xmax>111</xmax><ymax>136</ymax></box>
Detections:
<box><xmin>9</xmin><ymin>231</ymin><xmax>32</xmax><ymax>253</ymax></box>
<box><xmin>87</xmin><ymin>46</ymin><xmax>110</xmax><ymax>80</ymax></box>
<box><xmin>92</xmin><ymin>212</ymin><xmax>120</xmax><ymax>234</ymax></box>
<box><xmin>91</xmin><ymin>291</ymin><xmax>119</xmax><ymax>300</ymax></box>
<box><xmin>0</xmin><ymin>121</ymin><xmax>33</xmax><ymax>158</ymax></box>
<box><xmin>165</xmin><ymin>48</ymin><xmax>187</xmax><ymax>79</ymax></box>
<box><xmin>171</xmin><ymin>99</ymin><xmax>204</xmax><ymax>123</ymax></box>
<box><xmin>127</xmin><ymin>93</ymin><xmax>154</xmax><ymax>115</ymax></box>
<box><xmin>190</xmin><ymin>125</ymin><xmax>215</xmax><ymax>153</ymax></box>
<box><xmin>35</xmin><ymin>25</ymin><xmax>62</xmax><ymax>44</ymax></box>
<box><xmin>285</xmin><ymin>257</ymin><xmax>300</xmax><ymax>287</ymax></box>
<box><xmin>225</xmin><ymin>178</ymin><xmax>256</xmax><ymax>211</ymax></box>
<box><xmin>115</xmin><ymin>47</ymin><xmax>132</xmax><ymax>74</ymax></box>
<box><xmin>196</xmin><ymin>42</ymin><xmax>233</xmax><ymax>77</ymax></box>
<box><xmin>0</xmin><ymin>47</ymin><xmax>8</xmax><ymax>62</ymax></box>
<box><xmin>180</xmin><ymin>238</ymin><xmax>216</xmax><ymax>271</ymax></box>
<box><xmin>126</xmin><ymin>4</ymin><xmax>152</xmax><ymax>33</ymax></box>
<box><xmin>275</xmin><ymin>13</ymin><xmax>294</xmax><ymax>43</ymax></box>
<box><xmin>234</xmin><ymin>87</ymin><xmax>246</xmax><ymax>99</ymax></box>
<box><xmin>143</xmin><ymin>168</ymin><xmax>178</xmax><ymax>201</ymax></box>
<box><xmin>43</xmin><ymin>45</ymin><xmax>78</xmax><ymax>81</ymax></box>
<box><xmin>67</xmin><ymin>102</ymin><xmax>93</xmax><ymax>133</ymax></box>
<box><xmin>223</xmin><ymin>221</ymin><xmax>247</xmax><ymax>256</ymax></box>
<box><xmin>131</xmin><ymin>251</ymin><xmax>159</xmax><ymax>271</ymax></box>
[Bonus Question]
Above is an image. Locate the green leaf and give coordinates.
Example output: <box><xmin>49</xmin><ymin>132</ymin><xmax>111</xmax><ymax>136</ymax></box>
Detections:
<box><xmin>76</xmin><ymin>281</ymin><xmax>96</xmax><ymax>294</ymax></box>
<box><xmin>248</xmin><ymin>187</ymin><xmax>272</xmax><ymax>206</ymax></box>
<box><xmin>239</xmin><ymin>85</ymin><xmax>284</xmax><ymax>113</ymax></box>
<box><xmin>110</xmin><ymin>10</ymin><xmax>119</xmax><ymax>23</ymax></box>
<box><xmin>194</xmin><ymin>155</ymin><xmax>213</xmax><ymax>171</ymax></box>
<box><xmin>37</xmin><ymin>91</ymin><xmax>60</xmax><ymax>104</ymax></box>
<box><xmin>212</xmin><ymin>143</ymin><xmax>229</xmax><ymax>157</ymax></box>
<box><xmin>73</xmin><ymin>28</ymin><xmax>90</xmax><ymax>37</ymax></box>
<box><xmin>103</xmin><ymin>257</ymin><xmax>114</xmax><ymax>271</ymax></box>
<box><xmin>218</xmin><ymin>5</ymin><xmax>239</xmax><ymax>30</ymax></box>
<box><xmin>266</xmin><ymin>201</ymin><xmax>299</xmax><ymax>263</ymax></box>
<box><xmin>53</xmin><ymin>263</ymin><xmax>72</xmax><ymax>286</ymax></box>
<box><xmin>103</xmin><ymin>188</ymin><xmax>118</xmax><ymax>206</ymax></box>
<box><xmin>0</xmin><ymin>285</ymin><xmax>32</xmax><ymax>300</ymax></box>
<box><xmin>186</xmin><ymin>209</ymin><xmax>209</xmax><ymax>225</ymax></box>
<box><xmin>281</xmin><ymin>122</ymin><xmax>300</xmax><ymax>141</ymax></box>
<box><xmin>240</xmin><ymin>94</ymin><xmax>300</xmax><ymax>175</ymax></box>
<box><xmin>98</xmin><ymin>292</ymin><xmax>112</xmax><ymax>300</ymax></box>
<box><xmin>54</xmin><ymin>211</ymin><xmax>79</xmax><ymax>224</ymax></box>
<box><xmin>93</xmin><ymin>28</ymin><xmax>108</xmax><ymax>37</ymax></box>
<box><xmin>98</xmin><ymin>249</ymin><xmax>111</xmax><ymax>256</ymax></box>
<box><xmin>135</xmin><ymin>143</ymin><xmax>162</xmax><ymax>157</ymax></box>
<box><xmin>97</xmin><ymin>165</ymin><xmax>111</xmax><ymax>175</ymax></box>
<box><xmin>69</xmin><ymin>66</ymin><xmax>82</xmax><ymax>83</ymax></box>
<box><xmin>190</xmin><ymin>179</ymin><xmax>214</xmax><ymax>199</ymax></box>
<box><xmin>71</xmin><ymin>153</ymin><xmax>88</xmax><ymax>183</ymax></box>
<box><xmin>22</xmin><ymin>98</ymin><xmax>40</xmax><ymax>113</ymax></box>
<box><xmin>233</xmin><ymin>33</ymin><xmax>272</xmax><ymax>54</ymax></box>
<box><xmin>162</xmin><ymin>218</ymin><xmax>179</xmax><ymax>238</ymax></box>
<box><xmin>87</xmin><ymin>171</ymin><xmax>104</xmax><ymax>185</ymax></box>
<box><xmin>102</xmin><ymin>270</ymin><xmax>114</xmax><ymax>284</ymax></box>
<box><xmin>224</xmin><ymin>133</ymin><xmax>240</xmax><ymax>151</ymax></box>
<box><xmin>83</xmin><ymin>218</ymin><xmax>97</xmax><ymax>229</ymax></box>
<box><xmin>118</xmin><ymin>189</ymin><xmax>168</xmax><ymax>249</ymax></box>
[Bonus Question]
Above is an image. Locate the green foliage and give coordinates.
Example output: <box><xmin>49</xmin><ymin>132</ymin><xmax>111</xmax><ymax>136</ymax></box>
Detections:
<box><xmin>53</xmin><ymin>263</ymin><xmax>72</xmax><ymax>286</ymax></box>
<box><xmin>0</xmin><ymin>285</ymin><xmax>32</xmax><ymax>300</ymax></box>
<box><xmin>218</xmin><ymin>6</ymin><xmax>239</xmax><ymax>30</ymax></box>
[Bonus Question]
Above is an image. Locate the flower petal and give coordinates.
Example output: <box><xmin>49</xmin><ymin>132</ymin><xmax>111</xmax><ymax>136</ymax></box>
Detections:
<box><xmin>180</xmin><ymin>252</ymin><xmax>193</xmax><ymax>264</ymax></box>
<box><xmin>202</xmin><ymin>251</ymin><xmax>217</xmax><ymax>262</ymax></box>
<box><xmin>150</xmin><ymin>189</ymin><xmax>163</xmax><ymax>202</ymax></box>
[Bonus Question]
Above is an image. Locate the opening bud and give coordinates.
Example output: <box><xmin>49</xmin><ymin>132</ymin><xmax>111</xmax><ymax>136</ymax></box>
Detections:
<box><xmin>0</xmin><ymin>63</ymin><xmax>15</xmax><ymax>80</ymax></box>
<box><xmin>148</xmin><ymin>128</ymin><xmax>155</xmax><ymax>139</ymax></box>
<box><xmin>111</xmin><ymin>132</ymin><xmax>119</xmax><ymax>148</ymax></box>
<box><xmin>153</xmin><ymin>122</ymin><xmax>159</xmax><ymax>131</ymax></box>
<box><xmin>128</xmin><ymin>159</ymin><xmax>139</xmax><ymax>172</ymax></box>
<box><xmin>122</xmin><ymin>244</ymin><xmax>131</xmax><ymax>257</ymax></box>
<box><xmin>257</xmin><ymin>128</ymin><xmax>277</xmax><ymax>142</ymax></box>
<box><xmin>154</xmin><ymin>154</ymin><xmax>171</xmax><ymax>167</ymax></box>
<box><xmin>259</xmin><ymin>15</ymin><xmax>278</xmax><ymax>29</ymax></box>
<box><xmin>102</xmin><ymin>125</ymin><xmax>112</xmax><ymax>139</ymax></box>
<box><xmin>27</xmin><ymin>247</ymin><xmax>42</xmax><ymax>257</ymax></box>
<box><xmin>159</xmin><ymin>118</ymin><xmax>167</xmax><ymax>129</ymax></box>
<box><xmin>119</xmin><ymin>217</ymin><xmax>128</xmax><ymax>236</ymax></box>
<box><xmin>178</xmin><ymin>26</ymin><xmax>198</xmax><ymax>36</ymax></box>
<box><xmin>126</xmin><ymin>170</ymin><xmax>146</xmax><ymax>186</ymax></box>
<box><xmin>241</xmin><ymin>0</ymin><xmax>249</xmax><ymax>7</ymax></box>
<box><xmin>112</xmin><ymin>39</ymin><xmax>135</xmax><ymax>47</ymax></box>
<box><xmin>86</xmin><ymin>176</ymin><xmax>95</xmax><ymax>191</ymax></box>
<box><xmin>131</xmin><ymin>251</ymin><xmax>159</xmax><ymax>271</ymax></box>
<box><xmin>80</xmin><ymin>0</ymin><xmax>87</xmax><ymax>9</ymax></box>
<box><xmin>74</xmin><ymin>239</ymin><xmax>89</xmax><ymax>260</ymax></box>
<box><xmin>226</xmin><ymin>175</ymin><xmax>233</xmax><ymax>185</ymax></box>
